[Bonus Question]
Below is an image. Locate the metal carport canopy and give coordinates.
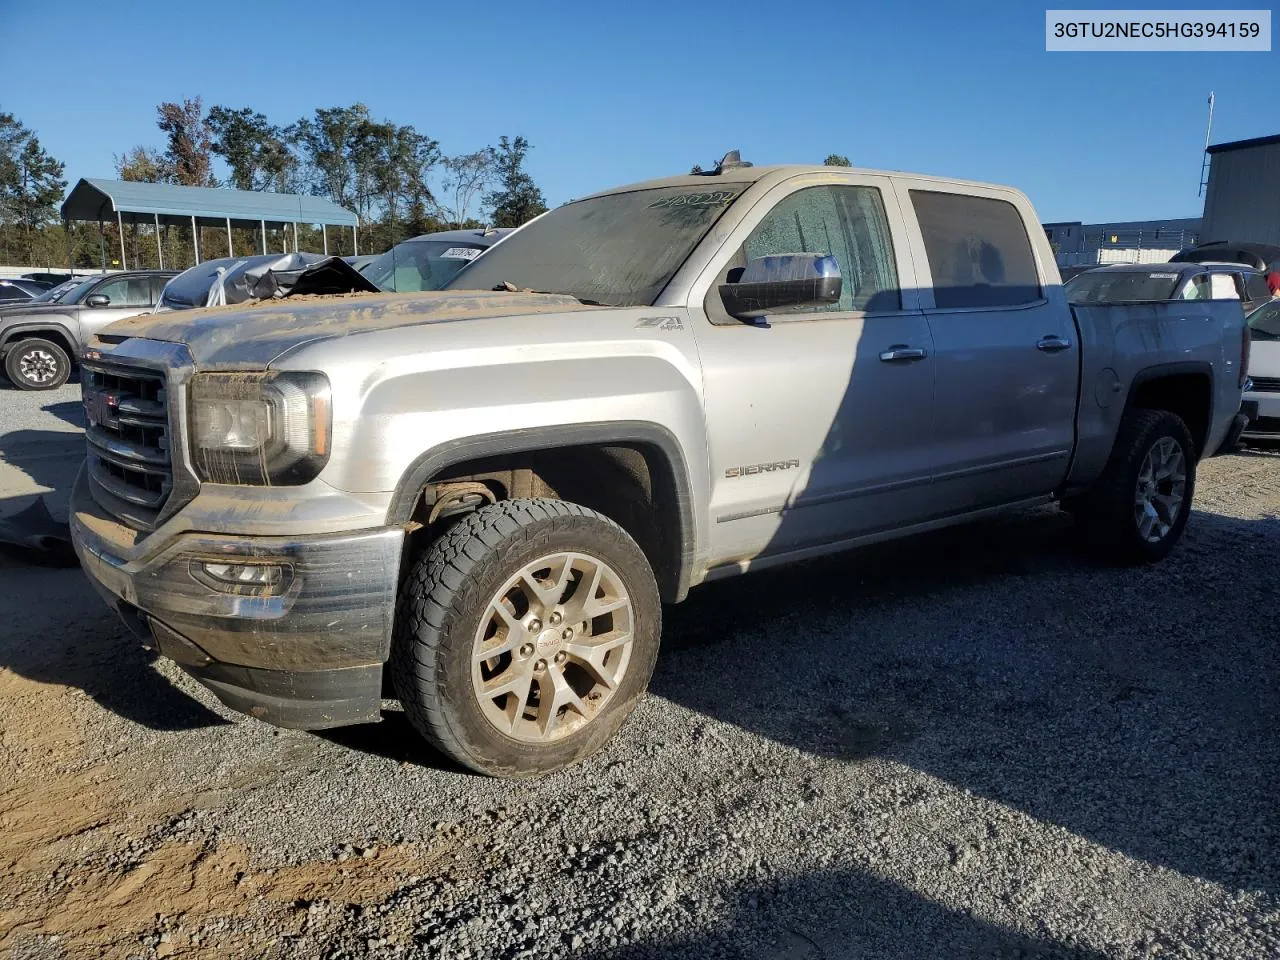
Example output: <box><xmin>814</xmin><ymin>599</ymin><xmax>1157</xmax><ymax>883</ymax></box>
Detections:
<box><xmin>60</xmin><ymin>178</ymin><xmax>360</xmax><ymax>268</ymax></box>
<box><xmin>60</xmin><ymin>178</ymin><xmax>358</xmax><ymax>229</ymax></box>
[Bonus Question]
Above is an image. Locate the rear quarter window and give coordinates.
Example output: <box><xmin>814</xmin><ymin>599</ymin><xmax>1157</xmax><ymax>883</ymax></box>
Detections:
<box><xmin>910</xmin><ymin>190</ymin><xmax>1042</xmax><ymax>309</ymax></box>
<box><xmin>1246</xmin><ymin>272</ymin><xmax>1273</xmax><ymax>301</ymax></box>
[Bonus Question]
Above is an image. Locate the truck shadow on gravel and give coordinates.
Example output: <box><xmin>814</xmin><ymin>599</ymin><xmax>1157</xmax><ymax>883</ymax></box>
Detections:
<box><xmin>319</xmin><ymin>708</ymin><xmax>467</xmax><ymax>773</ymax></box>
<box><xmin>579</xmin><ymin>865</ymin><xmax>1107</xmax><ymax>960</ymax></box>
<box><xmin>0</xmin><ymin>429</ymin><xmax>86</xmax><ymax>565</ymax></box>
<box><xmin>0</xmin><ymin>557</ymin><xmax>230</xmax><ymax>732</ymax></box>
<box><xmin>40</xmin><ymin>398</ymin><xmax>87</xmax><ymax>429</ymax></box>
<box><xmin>650</xmin><ymin>503</ymin><xmax>1280</xmax><ymax>899</ymax></box>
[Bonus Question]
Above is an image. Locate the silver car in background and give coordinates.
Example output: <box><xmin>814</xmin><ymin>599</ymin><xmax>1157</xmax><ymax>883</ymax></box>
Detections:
<box><xmin>1242</xmin><ymin>298</ymin><xmax>1280</xmax><ymax>442</ymax></box>
<box><xmin>359</xmin><ymin>227</ymin><xmax>513</xmax><ymax>292</ymax></box>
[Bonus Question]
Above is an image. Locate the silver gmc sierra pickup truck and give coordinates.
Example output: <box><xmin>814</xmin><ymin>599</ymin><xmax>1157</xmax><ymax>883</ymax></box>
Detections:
<box><xmin>69</xmin><ymin>156</ymin><xmax>1250</xmax><ymax>777</ymax></box>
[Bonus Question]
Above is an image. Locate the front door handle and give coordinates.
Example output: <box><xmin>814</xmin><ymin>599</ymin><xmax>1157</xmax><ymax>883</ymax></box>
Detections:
<box><xmin>879</xmin><ymin>345</ymin><xmax>927</xmax><ymax>362</ymax></box>
<box><xmin>1036</xmin><ymin>336</ymin><xmax>1072</xmax><ymax>353</ymax></box>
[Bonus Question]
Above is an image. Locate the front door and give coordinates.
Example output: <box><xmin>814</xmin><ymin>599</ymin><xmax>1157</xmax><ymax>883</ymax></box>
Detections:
<box><xmin>691</xmin><ymin>177</ymin><xmax>937</xmax><ymax>569</ymax></box>
<box><xmin>76</xmin><ymin>275</ymin><xmax>157</xmax><ymax>342</ymax></box>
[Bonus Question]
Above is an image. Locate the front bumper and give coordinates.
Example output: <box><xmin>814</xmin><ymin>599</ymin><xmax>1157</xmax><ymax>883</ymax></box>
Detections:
<box><xmin>1241</xmin><ymin>391</ymin><xmax>1279</xmax><ymax>439</ymax></box>
<box><xmin>70</xmin><ymin>466</ymin><xmax>404</xmax><ymax>729</ymax></box>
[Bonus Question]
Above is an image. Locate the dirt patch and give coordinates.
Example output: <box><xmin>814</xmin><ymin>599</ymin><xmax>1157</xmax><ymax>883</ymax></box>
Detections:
<box><xmin>3</xmin><ymin>832</ymin><xmax>431</xmax><ymax>958</ymax></box>
<box><xmin>0</xmin><ymin>659</ymin><xmax>433</xmax><ymax>960</ymax></box>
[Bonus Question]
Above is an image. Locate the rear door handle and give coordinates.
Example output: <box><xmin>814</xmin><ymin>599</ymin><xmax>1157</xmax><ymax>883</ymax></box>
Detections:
<box><xmin>879</xmin><ymin>346</ymin><xmax>927</xmax><ymax>362</ymax></box>
<box><xmin>1036</xmin><ymin>336</ymin><xmax>1072</xmax><ymax>353</ymax></box>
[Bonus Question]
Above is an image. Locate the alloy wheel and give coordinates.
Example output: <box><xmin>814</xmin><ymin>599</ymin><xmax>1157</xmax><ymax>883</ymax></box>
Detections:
<box><xmin>471</xmin><ymin>551</ymin><xmax>634</xmax><ymax>743</ymax></box>
<box><xmin>1134</xmin><ymin>436</ymin><xmax>1186</xmax><ymax>543</ymax></box>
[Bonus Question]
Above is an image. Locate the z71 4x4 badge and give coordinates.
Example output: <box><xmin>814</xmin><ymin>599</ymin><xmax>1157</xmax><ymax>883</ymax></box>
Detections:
<box><xmin>635</xmin><ymin>316</ymin><xmax>684</xmax><ymax>331</ymax></box>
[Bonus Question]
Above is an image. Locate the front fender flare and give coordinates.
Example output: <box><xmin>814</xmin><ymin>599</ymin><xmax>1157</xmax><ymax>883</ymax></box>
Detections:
<box><xmin>0</xmin><ymin>320</ymin><xmax>79</xmax><ymax>355</ymax></box>
<box><xmin>387</xmin><ymin>421</ymin><xmax>698</xmax><ymax>602</ymax></box>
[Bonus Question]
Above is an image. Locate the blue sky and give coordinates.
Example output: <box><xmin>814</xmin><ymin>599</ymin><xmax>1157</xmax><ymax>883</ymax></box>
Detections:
<box><xmin>3</xmin><ymin>0</ymin><xmax>1276</xmax><ymax>224</ymax></box>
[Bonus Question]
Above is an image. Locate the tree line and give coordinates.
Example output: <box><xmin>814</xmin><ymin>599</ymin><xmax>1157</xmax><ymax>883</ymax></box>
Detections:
<box><xmin>1</xmin><ymin>99</ymin><xmax>855</xmax><ymax>273</ymax></box>
<box><xmin>0</xmin><ymin>99</ymin><xmax>549</xmax><ymax>271</ymax></box>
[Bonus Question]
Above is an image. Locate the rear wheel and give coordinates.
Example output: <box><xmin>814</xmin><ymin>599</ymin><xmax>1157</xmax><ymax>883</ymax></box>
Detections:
<box><xmin>391</xmin><ymin>498</ymin><xmax>661</xmax><ymax>777</ymax></box>
<box><xmin>1073</xmin><ymin>408</ymin><xmax>1196</xmax><ymax>563</ymax></box>
<box><xmin>4</xmin><ymin>337</ymin><xmax>71</xmax><ymax>391</ymax></box>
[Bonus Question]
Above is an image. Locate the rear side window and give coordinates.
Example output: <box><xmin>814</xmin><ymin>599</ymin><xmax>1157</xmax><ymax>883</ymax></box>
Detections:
<box><xmin>1208</xmin><ymin>273</ymin><xmax>1239</xmax><ymax>300</ymax></box>
<box><xmin>910</xmin><ymin>190</ymin><xmax>1042</xmax><ymax>308</ymax></box>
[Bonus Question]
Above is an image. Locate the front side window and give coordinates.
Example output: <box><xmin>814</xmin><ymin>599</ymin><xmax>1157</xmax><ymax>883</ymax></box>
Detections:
<box><xmin>1179</xmin><ymin>275</ymin><xmax>1211</xmax><ymax>300</ymax></box>
<box><xmin>446</xmin><ymin>184</ymin><xmax>745</xmax><ymax>307</ymax></box>
<box><xmin>94</xmin><ymin>276</ymin><xmax>153</xmax><ymax>307</ymax></box>
<box><xmin>910</xmin><ymin>190</ymin><xmax>1042</xmax><ymax>309</ymax></box>
<box><xmin>743</xmin><ymin>185</ymin><xmax>900</xmax><ymax>313</ymax></box>
<box><xmin>1209</xmin><ymin>272</ymin><xmax>1239</xmax><ymax>300</ymax></box>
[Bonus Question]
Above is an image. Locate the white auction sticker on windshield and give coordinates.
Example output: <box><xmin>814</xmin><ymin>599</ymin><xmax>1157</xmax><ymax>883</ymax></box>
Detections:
<box><xmin>1149</xmin><ymin>272</ymin><xmax>1178</xmax><ymax>278</ymax></box>
<box><xmin>439</xmin><ymin>247</ymin><xmax>482</xmax><ymax>260</ymax></box>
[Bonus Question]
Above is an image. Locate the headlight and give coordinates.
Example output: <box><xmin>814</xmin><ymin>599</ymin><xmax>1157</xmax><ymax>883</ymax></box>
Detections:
<box><xmin>188</xmin><ymin>371</ymin><xmax>331</xmax><ymax>485</ymax></box>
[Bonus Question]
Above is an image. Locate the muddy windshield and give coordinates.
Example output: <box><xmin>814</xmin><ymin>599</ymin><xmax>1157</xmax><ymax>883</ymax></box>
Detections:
<box><xmin>1064</xmin><ymin>270</ymin><xmax>1182</xmax><ymax>304</ymax></box>
<box><xmin>444</xmin><ymin>185</ymin><xmax>745</xmax><ymax>306</ymax></box>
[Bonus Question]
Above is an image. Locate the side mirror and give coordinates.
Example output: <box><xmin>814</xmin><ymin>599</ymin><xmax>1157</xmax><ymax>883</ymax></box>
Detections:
<box><xmin>719</xmin><ymin>253</ymin><xmax>842</xmax><ymax>321</ymax></box>
<box><xmin>85</xmin><ymin>293</ymin><xmax>110</xmax><ymax>307</ymax></box>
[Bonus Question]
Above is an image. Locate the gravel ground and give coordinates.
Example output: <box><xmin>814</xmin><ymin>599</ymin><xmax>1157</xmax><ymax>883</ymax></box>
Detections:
<box><xmin>0</xmin><ymin>378</ymin><xmax>84</xmax><ymax>526</ymax></box>
<box><xmin>0</xmin><ymin>376</ymin><xmax>85</xmax><ymax>437</ymax></box>
<box><xmin>1</xmin><ymin>451</ymin><xmax>1278</xmax><ymax>959</ymax></box>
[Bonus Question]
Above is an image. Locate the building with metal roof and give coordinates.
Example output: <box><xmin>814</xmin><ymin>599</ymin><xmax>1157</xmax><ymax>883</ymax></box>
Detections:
<box><xmin>1200</xmin><ymin>134</ymin><xmax>1280</xmax><ymax>247</ymax></box>
<box><xmin>60</xmin><ymin>178</ymin><xmax>360</xmax><ymax>270</ymax></box>
<box><xmin>1042</xmin><ymin>218</ymin><xmax>1201</xmax><ymax>268</ymax></box>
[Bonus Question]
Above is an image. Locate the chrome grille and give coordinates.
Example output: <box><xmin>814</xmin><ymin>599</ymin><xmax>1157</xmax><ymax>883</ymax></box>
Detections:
<box><xmin>81</xmin><ymin>361</ymin><xmax>172</xmax><ymax>527</ymax></box>
<box><xmin>1249</xmin><ymin>376</ymin><xmax>1280</xmax><ymax>393</ymax></box>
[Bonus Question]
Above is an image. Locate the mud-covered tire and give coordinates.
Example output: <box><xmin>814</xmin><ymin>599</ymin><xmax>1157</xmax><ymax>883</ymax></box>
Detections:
<box><xmin>1073</xmin><ymin>408</ymin><xmax>1196</xmax><ymax>564</ymax></box>
<box><xmin>4</xmin><ymin>337</ymin><xmax>71</xmax><ymax>391</ymax></box>
<box><xmin>390</xmin><ymin>498</ymin><xmax>661</xmax><ymax>778</ymax></box>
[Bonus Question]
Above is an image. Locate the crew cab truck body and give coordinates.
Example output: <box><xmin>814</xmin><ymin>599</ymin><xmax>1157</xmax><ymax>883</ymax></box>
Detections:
<box><xmin>70</xmin><ymin>163</ymin><xmax>1249</xmax><ymax>777</ymax></box>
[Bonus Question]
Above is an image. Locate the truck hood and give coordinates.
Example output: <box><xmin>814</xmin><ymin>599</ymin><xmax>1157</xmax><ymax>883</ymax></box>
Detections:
<box><xmin>101</xmin><ymin>290</ymin><xmax>601</xmax><ymax>367</ymax></box>
<box><xmin>0</xmin><ymin>302</ymin><xmax>74</xmax><ymax>321</ymax></box>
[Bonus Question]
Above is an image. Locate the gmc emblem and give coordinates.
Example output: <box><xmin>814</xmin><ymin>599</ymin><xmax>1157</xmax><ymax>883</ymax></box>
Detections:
<box><xmin>84</xmin><ymin>390</ymin><xmax>118</xmax><ymax>426</ymax></box>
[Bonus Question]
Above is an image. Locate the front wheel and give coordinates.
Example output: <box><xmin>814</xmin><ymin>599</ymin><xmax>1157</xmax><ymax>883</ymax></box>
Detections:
<box><xmin>4</xmin><ymin>337</ymin><xmax>71</xmax><ymax>391</ymax></box>
<box><xmin>391</xmin><ymin>499</ymin><xmax>661</xmax><ymax>777</ymax></box>
<box><xmin>1073</xmin><ymin>408</ymin><xmax>1196</xmax><ymax>563</ymax></box>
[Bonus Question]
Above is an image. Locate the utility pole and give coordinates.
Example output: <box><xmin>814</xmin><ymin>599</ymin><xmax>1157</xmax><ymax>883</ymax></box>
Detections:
<box><xmin>1198</xmin><ymin>91</ymin><xmax>1215</xmax><ymax>198</ymax></box>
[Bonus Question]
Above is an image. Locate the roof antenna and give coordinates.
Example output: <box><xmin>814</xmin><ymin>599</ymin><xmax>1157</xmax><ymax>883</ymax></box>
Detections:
<box><xmin>692</xmin><ymin>149</ymin><xmax>753</xmax><ymax>176</ymax></box>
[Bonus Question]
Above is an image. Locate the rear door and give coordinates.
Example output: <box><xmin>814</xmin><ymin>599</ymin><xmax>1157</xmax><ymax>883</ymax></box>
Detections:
<box><xmin>901</xmin><ymin>183</ymin><xmax>1077</xmax><ymax>512</ymax></box>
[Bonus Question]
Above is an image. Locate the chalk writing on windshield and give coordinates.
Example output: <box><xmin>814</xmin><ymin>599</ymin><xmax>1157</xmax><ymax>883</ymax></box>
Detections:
<box><xmin>648</xmin><ymin>190</ymin><xmax>737</xmax><ymax>209</ymax></box>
